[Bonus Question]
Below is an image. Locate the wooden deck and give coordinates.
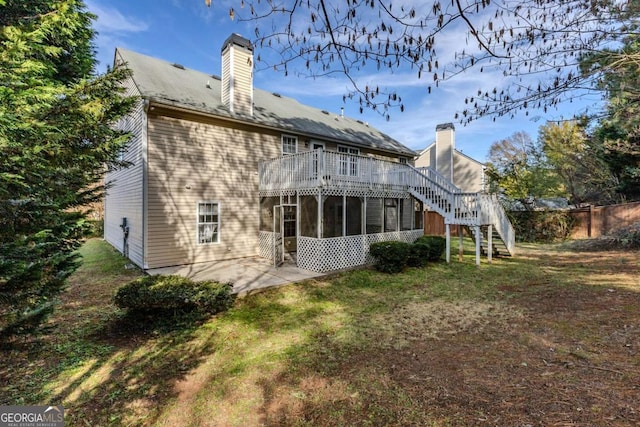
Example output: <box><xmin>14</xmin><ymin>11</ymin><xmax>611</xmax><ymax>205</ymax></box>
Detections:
<box><xmin>258</xmin><ymin>150</ymin><xmax>516</xmax><ymax>257</ymax></box>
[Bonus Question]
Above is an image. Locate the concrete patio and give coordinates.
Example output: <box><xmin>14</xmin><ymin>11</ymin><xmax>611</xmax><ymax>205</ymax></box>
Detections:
<box><xmin>146</xmin><ymin>257</ymin><xmax>324</xmax><ymax>296</ymax></box>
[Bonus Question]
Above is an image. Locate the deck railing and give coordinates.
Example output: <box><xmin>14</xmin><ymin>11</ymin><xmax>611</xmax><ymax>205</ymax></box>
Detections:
<box><xmin>259</xmin><ymin>149</ymin><xmax>412</xmax><ymax>191</ymax></box>
<box><xmin>259</xmin><ymin>150</ymin><xmax>515</xmax><ymax>254</ymax></box>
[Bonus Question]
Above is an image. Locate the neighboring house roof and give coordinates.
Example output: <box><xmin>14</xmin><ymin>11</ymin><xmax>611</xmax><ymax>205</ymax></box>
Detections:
<box><xmin>116</xmin><ymin>48</ymin><xmax>416</xmax><ymax>157</ymax></box>
<box><xmin>507</xmin><ymin>197</ymin><xmax>571</xmax><ymax>211</ymax></box>
<box><xmin>417</xmin><ymin>142</ymin><xmax>485</xmax><ymax>166</ymax></box>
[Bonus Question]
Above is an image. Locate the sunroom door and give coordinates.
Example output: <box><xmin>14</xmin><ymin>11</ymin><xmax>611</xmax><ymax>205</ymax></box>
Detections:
<box><xmin>273</xmin><ymin>205</ymin><xmax>284</xmax><ymax>267</ymax></box>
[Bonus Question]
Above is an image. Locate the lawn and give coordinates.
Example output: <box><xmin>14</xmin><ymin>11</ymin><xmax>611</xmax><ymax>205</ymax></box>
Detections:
<box><xmin>1</xmin><ymin>238</ymin><xmax>639</xmax><ymax>426</ymax></box>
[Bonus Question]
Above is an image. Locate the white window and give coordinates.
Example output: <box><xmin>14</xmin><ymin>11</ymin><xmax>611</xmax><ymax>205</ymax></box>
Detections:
<box><xmin>399</xmin><ymin>157</ymin><xmax>408</xmax><ymax>164</ymax></box>
<box><xmin>197</xmin><ymin>202</ymin><xmax>219</xmax><ymax>244</ymax></box>
<box><xmin>282</xmin><ymin>135</ymin><xmax>298</xmax><ymax>155</ymax></box>
<box><xmin>338</xmin><ymin>145</ymin><xmax>360</xmax><ymax>176</ymax></box>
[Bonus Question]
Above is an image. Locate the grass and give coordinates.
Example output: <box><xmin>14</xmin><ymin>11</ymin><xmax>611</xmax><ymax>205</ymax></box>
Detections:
<box><xmin>1</xmin><ymin>238</ymin><xmax>639</xmax><ymax>426</ymax></box>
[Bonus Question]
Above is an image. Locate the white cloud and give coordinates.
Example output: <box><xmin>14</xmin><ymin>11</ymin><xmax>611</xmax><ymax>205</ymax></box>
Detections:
<box><xmin>87</xmin><ymin>1</ymin><xmax>149</xmax><ymax>34</ymax></box>
<box><xmin>85</xmin><ymin>1</ymin><xmax>150</xmax><ymax>72</ymax></box>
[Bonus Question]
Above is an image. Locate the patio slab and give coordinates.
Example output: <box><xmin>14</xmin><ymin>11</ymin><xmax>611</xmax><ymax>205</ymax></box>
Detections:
<box><xmin>146</xmin><ymin>257</ymin><xmax>324</xmax><ymax>296</ymax></box>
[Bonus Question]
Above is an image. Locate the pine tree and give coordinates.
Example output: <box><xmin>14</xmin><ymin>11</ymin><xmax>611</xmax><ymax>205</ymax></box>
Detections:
<box><xmin>0</xmin><ymin>0</ymin><xmax>135</xmax><ymax>336</ymax></box>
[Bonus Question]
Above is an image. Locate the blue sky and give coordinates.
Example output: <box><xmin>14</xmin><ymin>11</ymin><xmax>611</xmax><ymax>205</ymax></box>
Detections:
<box><xmin>86</xmin><ymin>0</ymin><xmax>600</xmax><ymax>162</ymax></box>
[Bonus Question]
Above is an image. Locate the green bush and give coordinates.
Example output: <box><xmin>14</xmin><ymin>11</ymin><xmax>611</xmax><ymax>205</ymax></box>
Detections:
<box><xmin>369</xmin><ymin>241</ymin><xmax>411</xmax><ymax>273</ymax></box>
<box><xmin>406</xmin><ymin>242</ymin><xmax>431</xmax><ymax>267</ymax></box>
<box><xmin>86</xmin><ymin>219</ymin><xmax>104</xmax><ymax>238</ymax></box>
<box><xmin>411</xmin><ymin>235</ymin><xmax>447</xmax><ymax>262</ymax></box>
<box><xmin>114</xmin><ymin>275</ymin><xmax>235</xmax><ymax>315</ymax></box>
<box><xmin>509</xmin><ymin>210</ymin><xmax>575</xmax><ymax>242</ymax></box>
<box><xmin>614</xmin><ymin>222</ymin><xmax>640</xmax><ymax>249</ymax></box>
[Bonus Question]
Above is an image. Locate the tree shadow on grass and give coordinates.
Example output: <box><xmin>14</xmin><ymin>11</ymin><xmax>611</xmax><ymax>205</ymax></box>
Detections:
<box><xmin>0</xmin><ymin>308</ymin><xmax>222</xmax><ymax>426</ymax></box>
<box><xmin>65</xmin><ymin>311</ymin><xmax>224</xmax><ymax>426</ymax></box>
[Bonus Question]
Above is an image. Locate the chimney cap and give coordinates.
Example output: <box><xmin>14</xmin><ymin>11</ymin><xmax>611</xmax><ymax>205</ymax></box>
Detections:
<box><xmin>436</xmin><ymin>122</ymin><xmax>455</xmax><ymax>131</ymax></box>
<box><xmin>222</xmin><ymin>33</ymin><xmax>253</xmax><ymax>53</ymax></box>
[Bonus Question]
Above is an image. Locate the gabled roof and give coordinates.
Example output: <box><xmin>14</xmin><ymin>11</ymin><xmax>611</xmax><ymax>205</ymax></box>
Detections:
<box><xmin>417</xmin><ymin>142</ymin><xmax>484</xmax><ymax>166</ymax></box>
<box><xmin>116</xmin><ymin>48</ymin><xmax>416</xmax><ymax>157</ymax></box>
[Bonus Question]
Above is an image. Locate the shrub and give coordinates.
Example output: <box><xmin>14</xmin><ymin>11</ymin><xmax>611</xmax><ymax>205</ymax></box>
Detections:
<box><xmin>369</xmin><ymin>241</ymin><xmax>411</xmax><ymax>273</ymax></box>
<box><xmin>412</xmin><ymin>235</ymin><xmax>447</xmax><ymax>262</ymax></box>
<box><xmin>613</xmin><ymin>222</ymin><xmax>640</xmax><ymax>249</ymax></box>
<box><xmin>509</xmin><ymin>210</ymin><xmax>575</xmax><ymax>242</ymax></box>
<box><xmin>406</xmin><ymin>242</ymin><xmax>431</xmax><ymax>267</ymax></box>
<box><xmin>114</xmin><ymin>275</ymin><xmax>235</xmax><ymax>315</ymax></box>
<box><xmin>86</xmin><ymin>219</ymin><xmax>104</xmax><ymax>238</ymax></box>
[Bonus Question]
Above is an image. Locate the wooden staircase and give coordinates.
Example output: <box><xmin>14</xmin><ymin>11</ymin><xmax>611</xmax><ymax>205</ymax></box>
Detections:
<box><xmin>406</xmin><ymin>165</ymin><xmax>515</xmax><ymax>258</ymax></box>
<box><xmin>466</xmin><ymin>225</ymin><xmax>512</xmax><ymax>257</ymax></box>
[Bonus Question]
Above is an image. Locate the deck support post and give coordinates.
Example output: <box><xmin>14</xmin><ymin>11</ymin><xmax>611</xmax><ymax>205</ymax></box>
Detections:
<box><xmin>445</xmin><ymin>223</ymin><xmax>451</xmax><ymax>263</ymax></box>
<box><xmin>362</xmin><ymin>196</ymin><xmax>367</xmax><ymax>235</ymax></box>
<box><xmin>317</xmin><ymin>189</ymin><xmax>322</xmax><ymax>238</ymax></box>
<box><xmin>342</xmin><ymin>190</ymin><xmax>347</xmax><ymax>237</ymax></box>
<box><xmin>458</xmin><ymin>225</ymin><xmax>464</xmax><ymax>261</ymax></box>
<box><xmin>474</xmin><ymin>225</ymin><xmax>481</xmax><ymax>266</ymax></box>
<box><xmin>487</xmin><ymin>224</ymin><xmax>493</xmax><ymax>264</ymax></box>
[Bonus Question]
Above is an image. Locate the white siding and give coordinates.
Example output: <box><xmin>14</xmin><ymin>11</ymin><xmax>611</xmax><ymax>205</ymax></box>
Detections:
<box><xmin>103</xmin><ymin>73</ymin><xmax>145</xmax><ymax>267</ymax></box>
<box><xmin>233</xmin><ymin>47</ymin><xmax>253</xmax><ymax>116</ymax></box>
<box><xmin>416</xmin><ymin>146</ymin><xmax>485</xmax><ymax>193</ymax></box>
<box><xmin>145</xmin><ymin>111</ymin><xmax>280</xmax><ymax>268</ymax></box>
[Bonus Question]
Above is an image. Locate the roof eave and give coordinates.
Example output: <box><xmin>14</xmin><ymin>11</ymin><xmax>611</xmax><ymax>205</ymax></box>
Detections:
<box><xmin>143</xmin><ymin>96</ymin><xmax>417</xmax><ymax>157</ymax></box>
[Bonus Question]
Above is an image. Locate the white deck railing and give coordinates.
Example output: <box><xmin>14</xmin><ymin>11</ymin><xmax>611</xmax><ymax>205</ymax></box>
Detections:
<box><xmin>259</xmin><ymin>150</ymin><xmax>515</xmax><ymax>255</ymax></box>
<box><xmin>259</xmin><ymin>149</ymin><xmax>412</xmax><ymax>191</ymax></box>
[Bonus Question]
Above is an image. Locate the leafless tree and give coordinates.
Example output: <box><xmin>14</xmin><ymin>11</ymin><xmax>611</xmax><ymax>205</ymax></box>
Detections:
<box><xmin>206</xmin><ymin>0</ymin><xmax>636</xmax><ymax>122</ymax></box>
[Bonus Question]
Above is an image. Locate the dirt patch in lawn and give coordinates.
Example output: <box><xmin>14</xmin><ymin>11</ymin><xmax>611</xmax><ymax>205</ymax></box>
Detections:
<box><xmin>260</xmin><ymin>247</ymin><xmax>640</xmax><ymax>426</ymax></box>
<box><xmin>375</xmin><ymin>300</ymin><xmax>524</xmax><ymax>346</ymax></box>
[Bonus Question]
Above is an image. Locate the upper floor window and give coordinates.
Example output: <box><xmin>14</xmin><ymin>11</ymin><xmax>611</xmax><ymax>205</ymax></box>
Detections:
<box><xmin>399</xmin><ymin>157</ymin><xmax>408</xmax><ymax>164</ymax></box>
<box><xmin>338</xmin><ymin>145</ymin><xmax>360</xmax><ymax>176</ymax></box>
<box><xmin>282</xmin><ymin>135</ymin><xmax>298</xmax><ymax>155</ymax></box>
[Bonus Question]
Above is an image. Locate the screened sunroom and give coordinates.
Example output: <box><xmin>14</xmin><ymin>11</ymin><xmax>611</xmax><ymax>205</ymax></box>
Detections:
<box><xmin>258</xmin><ymin>150</ymin><xmax>424</xmax><ymax>272</ymax></box>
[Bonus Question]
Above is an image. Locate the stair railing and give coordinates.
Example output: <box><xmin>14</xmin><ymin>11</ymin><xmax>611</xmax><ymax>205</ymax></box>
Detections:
<box><xmin>477</xmin><ymin>194</ymin><xmax>516</xmax><ymax>255</ymax></box>
<box><xmin>450</xmin><ymin>192</ymin><xmax>481</xmax><ymax>225</ymax></box>
<box><xmin>406</xmin><ymin>166</ymin><xmax>515</xmax><ymax>255</ymax></box>
<box><xmin>414</xmin><ymin>166</ymin><xmax>462</xmax><ymax>194</ymax></box>
<box><xmin>405</xmin><ymin>165</ymin><xmax>457</xmax><ymax>218</ymax></box>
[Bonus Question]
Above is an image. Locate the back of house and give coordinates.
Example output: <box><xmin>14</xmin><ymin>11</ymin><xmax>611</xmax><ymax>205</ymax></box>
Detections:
<box><xmin>103</xmin><ymin>34</ymin><xmax>421</xmax><ymax>272</ymax></box>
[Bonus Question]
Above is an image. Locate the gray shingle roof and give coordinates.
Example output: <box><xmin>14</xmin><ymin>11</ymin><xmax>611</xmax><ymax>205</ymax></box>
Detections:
<box><xmin>116</xmin><ymin>48</ymin><xmax>416</xmax><ymax>157</ymax></box>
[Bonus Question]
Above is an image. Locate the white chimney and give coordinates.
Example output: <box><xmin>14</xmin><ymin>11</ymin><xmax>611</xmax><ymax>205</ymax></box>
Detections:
<box><xmin>435</xmin><ymin>123</ymin><xmax>455</xmax><ymax>182</ymax></box>
<box><xmin>221</xmin><ymin>34</ymin><xmax>253</xmax><ymax>116</ymax></box>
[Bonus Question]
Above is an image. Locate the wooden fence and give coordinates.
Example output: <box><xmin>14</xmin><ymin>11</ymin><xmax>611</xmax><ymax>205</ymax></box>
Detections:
<box><xmin>423</xmin><ymin>211</ymin><xmax>467</xmax><ymax>236</ymax></box>
<box><xmin>569</xmin><ymin>201</ymin><xmax>640</xmax><ymax>238</ymax></box>
<box><xmin>425</xmin><ymin>200</ymin><xmax>640</xmax><ymax>239</ymax></box>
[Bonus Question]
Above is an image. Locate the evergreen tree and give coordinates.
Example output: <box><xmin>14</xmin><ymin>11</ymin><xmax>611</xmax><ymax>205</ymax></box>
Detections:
<box><xmin>0</xmin><ymin>0</ymin><xmax>134</xmax><ymax>336</ymax></box>
<box><xmin>584</xmin><ymin>32</ymin><xmax>640</xmax><ymax>202</ymax></box>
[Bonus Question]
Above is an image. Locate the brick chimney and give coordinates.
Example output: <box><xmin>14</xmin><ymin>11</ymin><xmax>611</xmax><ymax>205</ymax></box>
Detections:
<box><xmin>435</xmin><ymin>123</ymin><xmax>455</xmax><ymax>182</ymax></box>
<box><xmin>221</xmin><ymin>34</ymin><xmax>253</xmax><ymax>116</ymax></box>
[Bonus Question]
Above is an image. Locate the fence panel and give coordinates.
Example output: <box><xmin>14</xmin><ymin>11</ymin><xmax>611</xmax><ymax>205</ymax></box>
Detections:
<box><xmin>568</xmin><ymin>201</ymin><xmax>640</xmax><ymax>238</ymax></box>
